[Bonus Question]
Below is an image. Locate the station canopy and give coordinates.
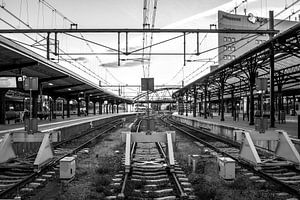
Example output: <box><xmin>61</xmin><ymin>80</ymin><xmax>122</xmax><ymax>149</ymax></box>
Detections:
<box><xmin>0</xmin><ymin>34</ymin><xmax>132</xmax><ymax>104</ymax></box>
<box><xmin>173</xmin><ymin>22</ymin><xmax>300</xmax><ymax>99</ymax></box>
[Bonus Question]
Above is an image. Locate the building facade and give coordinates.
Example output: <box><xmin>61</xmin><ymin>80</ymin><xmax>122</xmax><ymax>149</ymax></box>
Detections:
<box><xmin>218</xmin><ymin>10</ymin><xmax>297</xmax><ymax>66</ymax></box>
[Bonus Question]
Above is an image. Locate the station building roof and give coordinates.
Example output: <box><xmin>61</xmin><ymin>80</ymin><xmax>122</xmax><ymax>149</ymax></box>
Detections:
<box><xmin>0</xmin><ymin>35</ymin><xmax>132</xmax><ymax>104</ymax></box>
<box><xmin>173</xmin><ymin>21</ymin><xmax>300</xmax><ymax>99</ymax></box>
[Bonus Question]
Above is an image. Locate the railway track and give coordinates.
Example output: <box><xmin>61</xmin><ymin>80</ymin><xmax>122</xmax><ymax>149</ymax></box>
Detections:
<box><xmin>0</xmin><ymin>117</ymin><xmax>125</xmax><ymax>199</ymax></box>
<box><xmin>108</xmin><ymin>116</ymin><xmax>195</xmax><ymax>200</ymax></box>
<box><xmin>164</xmin><ymin>115</ymin><xmax>300</xmax><ymax>199</ymax></box>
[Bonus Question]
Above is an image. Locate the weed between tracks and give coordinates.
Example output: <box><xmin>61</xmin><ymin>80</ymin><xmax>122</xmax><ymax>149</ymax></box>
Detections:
<box><xmin>175</xmin><ymin>133</ymin><xmax>284</xmax><ymax>200</ymax></box>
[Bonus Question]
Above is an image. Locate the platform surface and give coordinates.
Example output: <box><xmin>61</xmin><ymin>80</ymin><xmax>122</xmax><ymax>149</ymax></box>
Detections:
<box><xmin>0</xmin><ymin>112</ymin><xmax>136</xmax><ymax>137</ymax></box>
<box><xmin>174</xmin><ymin>112</ymin><xmax>299</xmax><ymax>140</ymax></box>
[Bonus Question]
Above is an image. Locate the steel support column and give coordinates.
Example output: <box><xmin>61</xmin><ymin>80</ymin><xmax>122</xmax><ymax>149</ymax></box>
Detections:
<box><xmin>32</xmin><ymin>92</ymin><xmax>39</xmax><ymax>119</ymax></box>
<box><xmin>193</xmin><ymin>86</ymin><xmax>197</xmax><ymax>117</ymax></box>
<box><xmin>218</xmin><ymin>90</ymin><xmax>221</xmax><ymax>116</ymax></box>
<box><xmin>52</xmin><ymin>97</ymin><xmax>57</xmax><ymax>119</ymax></box>
<box><xmin>208</xmin><ymin>91</ymin><xmax>211</xmax><ymax>118</ymax></box>
<box><xmin>185</xmin><ymin>92</ymin><xmax>188</xmax><ymax>117</ymax></box>
<box><xmin>269</xmin><ymin>10</ymin><xmax>275</xmax><ymax>128</ymax></box>
<box><xmin>66</xmin><ymin>98</ymin><xmax>70</xmax><ymax>118</ymax></box>
<box><xmin>99</xmin><ymin>101</ymin><xmax>103</xmax><ymax>115</ymax></box>
<box><xmin>200</xmin><ymin>93</ymin><xmax>203</xmax><ymax>117</ymax></box>
<box><xmin>46</xmin><ymin>32</ymin><xmax>50</xmax><ymax>60</ymax></box>
<box><xmin>93</xmin><ymin>101</ymin><xmax>96</xmax><ymax>115</ymax></box>
<box><xmin>220</xmin><ymin>83</ymin><xmax>225</xmax><ymax>121</ymax></box>
<box><xmin>293</xmin><ymin>95</ymin><xmax>296</xmax><ymax>116</ymax></box>
<box><xmin>85</xmin><ymin>96</ymin><xmax>89</xmax><ymax>116</ymax></box>
<box><xmin>204</xmin><ymin>85</ymin><xmax>207</xmax><ymax>119</ymax></box>
<box><xmin>62</xmin><ymin>99</ymin><xmax>65</xmax><ymax>119</ymax></box>
<box><xmin>0</xmin><ymin>89</ymin><xmax>8</xmax><ymax>124</ymax></box>
<box><xmin>249</xmin><ymin>75</ymin><xmax>255</xmax><ymax>125</ymax></box>
<box><xmin>77</xmin><ymin>99</ymin><xmax>81</xmax><ymax>116</ymax></box>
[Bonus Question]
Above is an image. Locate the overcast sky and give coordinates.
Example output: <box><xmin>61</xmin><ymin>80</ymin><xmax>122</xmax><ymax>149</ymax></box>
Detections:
<box><xmin>0</xmin><ymin>0</ymin><xmax>299</xmax><ymax>97</ymax></box>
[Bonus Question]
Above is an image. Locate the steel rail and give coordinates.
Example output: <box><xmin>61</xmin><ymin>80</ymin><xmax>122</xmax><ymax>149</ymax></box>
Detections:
<box><xmin>118</xmin><ymin>117</ymin><xmax>142</xmax><ymax>198</ymax></box>
<box><xmin>156</xmin><ymin>142</ymin><xmax>187</xmax><ymax>198</ymax></box>
<box><xmin>164</xmin><ymin>116</ymin><xmax>300</xmax><ymax>198</ymax></box>
<box><xmin>0</xmin><ymin>119</ymin><xmax>123</xmax><ymax>198</ymax></box>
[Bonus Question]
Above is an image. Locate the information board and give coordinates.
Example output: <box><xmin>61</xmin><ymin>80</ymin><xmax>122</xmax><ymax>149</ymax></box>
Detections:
<box><xmin>141</xmin><ymin>78</ymin><xmax>154</xmax><ymax>91</ymax></box>
<box><xmin>0</xmin><ymin>77</ymin><xmax>17</xmax><ymax>88</ymax></box>
<box><xmin>24</xmin><ymin>77</ymin><xmax>39</xmax><ymax>91</ymax></box>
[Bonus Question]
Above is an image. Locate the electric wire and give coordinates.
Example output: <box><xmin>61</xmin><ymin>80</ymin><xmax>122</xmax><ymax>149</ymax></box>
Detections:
<box><xmin>180</xmin><ymin>0</ymin><xmax>300</xmax><ymax>84</ymax></box>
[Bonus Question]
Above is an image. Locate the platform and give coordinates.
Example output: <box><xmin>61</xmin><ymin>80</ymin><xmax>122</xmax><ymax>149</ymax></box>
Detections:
<box><xmin>173</xmin><ymin>112</ymin><xmax>299</xmax><ymax>139</ymax></box>
<box><xmin>0</xmin><ymin>112</ymin><xmax>138</xmax><ymax>137</ymax></box>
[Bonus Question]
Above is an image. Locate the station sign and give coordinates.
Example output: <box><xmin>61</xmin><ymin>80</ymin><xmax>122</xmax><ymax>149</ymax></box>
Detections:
<box><xmin>255</xmin><ymin>78</ymin><xmax>268</xmax><ymax>91</ymax></box>
<box><xmin>24</xmin><ymin>77</ymin><xmax>39</xmax><ymax>91</ymax></box>
<box><xmin>141</xmin><ymin>78</ymin><xmax>154</xmax><ymax>92</ymax></box>
<box><xmin>0</xmin><ymin>76</ymin><xmax>23</xmax><ymax>89</ymax></box>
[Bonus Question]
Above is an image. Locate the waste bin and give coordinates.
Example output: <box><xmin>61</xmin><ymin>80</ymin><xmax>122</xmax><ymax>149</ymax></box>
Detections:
<box><xmin>255</xmin><ymin>117</ymin><xmax>268</xmax><ymax>133</ymax></box>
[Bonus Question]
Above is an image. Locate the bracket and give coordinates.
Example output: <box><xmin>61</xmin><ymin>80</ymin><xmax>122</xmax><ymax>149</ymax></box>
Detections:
<box><xmin>0</xmin><ymin>131</ymin><xmax>60</xmax><ymax>169</ymax></box>
<box><xmin>123</xmin><ymin>131</ymin><xmax>176</xmax><ymax>171</ymax></box>
<box><xmin>238</xmin><ymin>130</ymin><xmax>300</xmax><ymax>169</ymax></box>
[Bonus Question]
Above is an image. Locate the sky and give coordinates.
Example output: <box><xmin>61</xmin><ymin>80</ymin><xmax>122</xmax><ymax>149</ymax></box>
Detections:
<box><xmin>0</xmin><ymin>0</ymin><xmax>299</xmax><ymax>98</ymax></box>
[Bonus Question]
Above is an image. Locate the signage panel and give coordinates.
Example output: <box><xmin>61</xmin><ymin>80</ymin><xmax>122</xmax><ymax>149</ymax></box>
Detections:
<box><xmin>0</xmin><ymin>77</ymin><xmax>17</xmax><ymax>88</ymax></box>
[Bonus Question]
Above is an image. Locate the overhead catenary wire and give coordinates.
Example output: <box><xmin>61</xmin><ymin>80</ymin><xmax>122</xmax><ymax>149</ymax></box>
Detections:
<box><xmin>38</xmin><ymin>0</ymin><xmax>118</xmax><ymax>86</ymax></box>
<box><xmin>0</xmin><ymin>3</ymin><xmax>111</xmax><ymax>86</ymax></box>
<box><xmin>180</xmin><ymin>0</ymin><xmax>300</xmax><ymax>84</ymax></box>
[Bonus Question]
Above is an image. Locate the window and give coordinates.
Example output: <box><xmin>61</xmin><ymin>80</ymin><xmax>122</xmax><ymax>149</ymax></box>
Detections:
<box><xmin>223</xmin><ymin>55</ymin><xmax>227</xmax><ymax>60</ymax></box>
<box><xmin>256</xmin><ymin>40</ymin><xmax>259</xmax><ymax>44</ymax></box>
<box><xmin>232</xmin><ymin>55</ymin><xmax>236</xmax><ymax>59</ymax></box>
<box><xmin>228</xmin><ymin>37</ymin><xmax>232</xmax><ymax>42</ymax></box>
<box><xmin>227</xmin><ymin>55</ymin><xmax>231</xmax><ymax>60</ymax></box>
<box><xmin>232</xmin><ymin>46</ymin><xmax>235</xmax><ymax>51</ymax></box>
<box><xmin>232</xmin><ymin>37</ymin><xmax>236</xmax><ymax>42</ymax></box>
<box><xmin>227</xmin><ymin>46</ymin><xmax>231</xmax><ymax>51</ymax></box>
<box><xmin>224</xmin><ymin>37</ymin><xmax>227</xmax><ymax>42</ymax></box>
<box><xmin>224</xmin><ymin>46</ymin><xmax>227</xmax><ymax>50</ymax></box>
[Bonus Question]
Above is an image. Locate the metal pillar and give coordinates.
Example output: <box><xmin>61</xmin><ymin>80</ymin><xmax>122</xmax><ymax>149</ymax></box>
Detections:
<box><xmin>293</xmin><ymin>95</ymin><xmax>296</xmax><ymax>116</ymax></box>
<box><xmin>249</xmin><ymin>73</ymin><xmax>255</xmax><ymax>125</ymax></box>
<box><xmin>218</xmin><ymin>90</ymin><xmax>221</xmax><ymax>116</ymax></box>
<box><xmin>231</xmin><ymin>87</ymin><xmax>235</xmax><ymax>118</ymax></box>
<box><xmin>77</xmin><ymin>99</ymin><xmax>81</xmax><ymax>116</ymax></box>
<box><xmin>269</xmin><ymin>10</ymin><xmax>275</xmax><ymax>128</ymax></box>
<box><xmin>204</xmin><ymin>85</ymin><xmax>207</xmax><ymax>119</ymax></box>
<box><xmin>32</xmin><ymin>92</ymin><xmax>39</xmax><ymax>119</ymax></box>
<box><xmin>0</xmin><ymin>89</ymin><xmax>7</xmax><ymax>124</ymax></box>
<box><xmin>286</xmin><ymin>96</ymin><xmax>289</xmax><ymax>115</ymax></box>
<box><xmin>200</xmin><ymin>93</ymin><xmax>203</xmax><ymax>117</ymax></box>
<box><xmin>66</xmin><ymin>98</ymin><xmax>70</xmax><ymax>118</ymax></box>
<box><xmin>85</xmin><ymin>96</ymin><xmax>89</xmax><ymax>116</ymax></box>
<box><xmin>52</xmin><ymin>97</ymin><xmax>57</xmax><ymax>119</ymax></box>
<box><xmin>117</xmin><ymin>103</ymin><xmax>119</xmax><ymax>113</ymax></box>
<box><xmin>46</xmin><ymin>32</ymin><xmax>50</xmax><ymax>60</ymax></box>
<box><xmin>246</xmin><ymin>96</ymin><xmax>250</xmax><ymax>121</ymax></box>
<box><xmin>193</xmin><ymin>86</ymin><xmax>197</xmax><ymax>117</ymax></box>
<box><xmin>93</xmin><ymin>101</ymin><xmax>96</xmax><ymax>115</ymax></box>
<box><xmin>99</xmin><ymin>101</ymin><xmax>103</xmax><ymax>115</ymax></box>
<box><xmin>185</xmin><ymin>93</ymin><xmax>188</xmax><ymax>116</ymax></box>
<box><xmin>183</xmin><ymin>32</ymin><xmax>186</xmax><ymax>66</ymax></box>
<box><xmin>62</xmin><ymin>99</ymin><xmax>65</xmax><ymax>119</ymax></box>
<box><xmin>220</xmin><ymin>83</ymin><xmax>225</xmax><ymax>121</ymax></box>
<box><xmin>208</xmin><ymin>91</ymin><xmax>211</xmax><ymax>118</ymax></box>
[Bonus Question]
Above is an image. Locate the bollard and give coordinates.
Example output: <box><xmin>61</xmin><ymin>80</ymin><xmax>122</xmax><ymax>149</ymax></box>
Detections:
<box><xmin>188</xmin><ymin>155</ymin><xmax>191</xmax><ymax>166</ymax></box>
<box><xmin>192</xmin><ymin>158</ymin><xmax>197</xmax><ymax>173</ymax></box>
